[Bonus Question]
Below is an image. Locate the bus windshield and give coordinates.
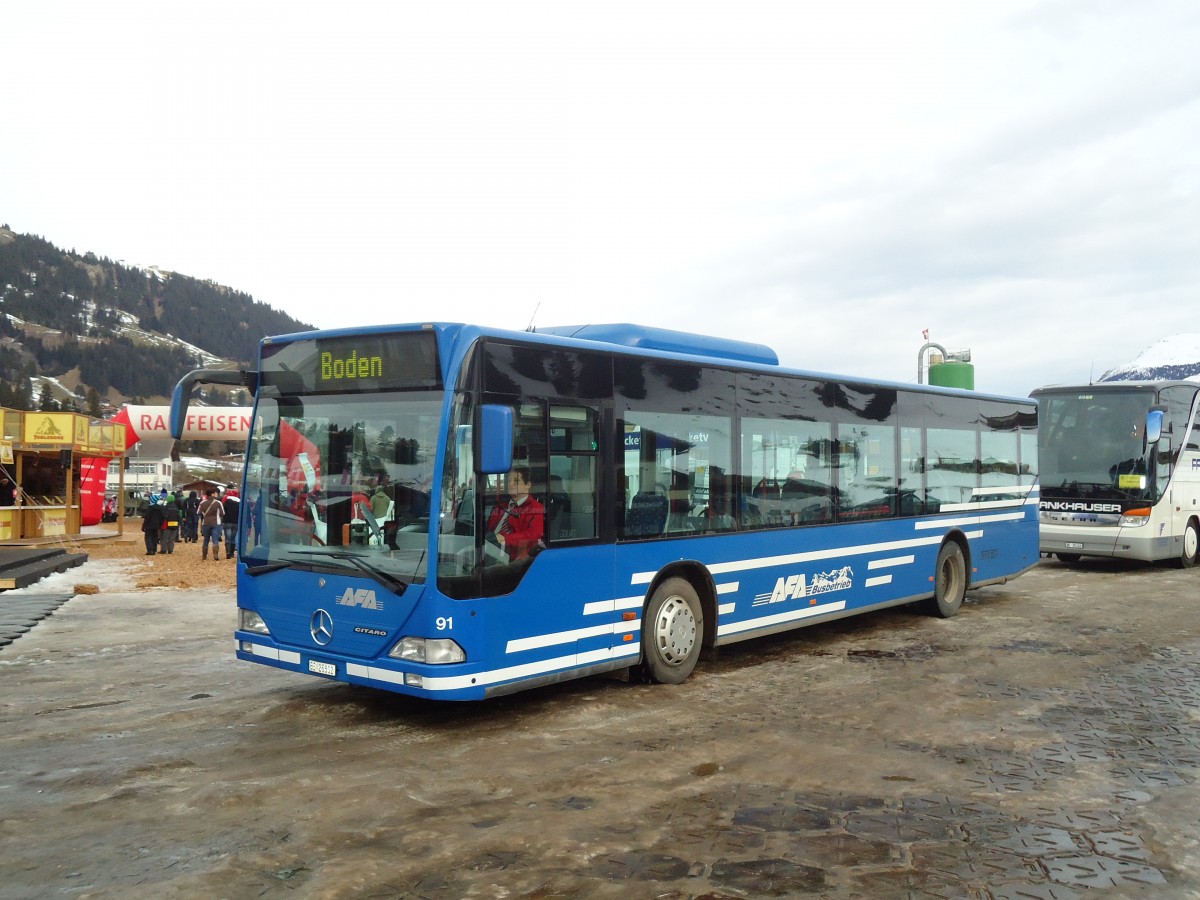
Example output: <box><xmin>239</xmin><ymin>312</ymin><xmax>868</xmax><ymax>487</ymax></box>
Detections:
<box><xmin>241</xmin><ymin>391</ymin><xmax>443</xmax><ymax>587</ymax></box>
<box><xmin>1038</xmin><ymin>389</ymin><xmax>1158</xmax><ymax>502</ymax></box>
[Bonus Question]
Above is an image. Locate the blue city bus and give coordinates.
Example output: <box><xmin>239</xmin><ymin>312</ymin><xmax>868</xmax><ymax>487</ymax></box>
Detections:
<box><xmin>171</xmin><ymin>323</ymin><xmax>1039</xmax><ymax>701</ymax></box>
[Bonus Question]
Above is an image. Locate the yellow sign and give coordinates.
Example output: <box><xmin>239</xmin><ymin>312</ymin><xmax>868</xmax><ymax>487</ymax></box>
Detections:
<box><xmin>0</xmin><ymin>441</ymin><xmax>12</xmax><ymax>464</ymax></box>
<box><xmin>1118</xmin><ymin>474</ymin><xmax>1145</xmax><ymax>490</ymax></box>
<box><xmin>42</xmin><ymin>509</ymin><xmax>68</xmax><ymax>535</ymax></box>
<box><xmin>23</xmin><ymin>413</ymin><xmax>73</xmax><ymax>445</ymax></box>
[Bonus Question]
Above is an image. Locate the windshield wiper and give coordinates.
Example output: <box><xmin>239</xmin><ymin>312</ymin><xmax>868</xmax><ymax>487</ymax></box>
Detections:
<box><xmin>333</xmin><ymin>553</ymin><xmax>409</xmax><ymax>596</ymax></box>
<box><xmin>245</xmin><ymin>560</ymin><xmax>295</xmax><ymax>576</ymax></box>
<box><xmin>286</xmin><ymin>549</ymin><xmax>409</xmax><ymax>595</ymax></box>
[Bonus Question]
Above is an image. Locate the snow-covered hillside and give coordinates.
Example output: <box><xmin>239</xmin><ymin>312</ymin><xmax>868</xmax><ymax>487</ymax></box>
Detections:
<box><xmin>1100</xmin><ymin>334</ymin><xmax>1200</xmax><ymax>383</ymax></box>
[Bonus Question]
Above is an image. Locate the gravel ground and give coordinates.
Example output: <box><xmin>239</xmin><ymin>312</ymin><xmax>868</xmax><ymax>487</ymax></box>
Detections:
<box><xmin>79</xmin><ymin>523</ymin><xmax>236</xmax><ymax>592</ymax></box>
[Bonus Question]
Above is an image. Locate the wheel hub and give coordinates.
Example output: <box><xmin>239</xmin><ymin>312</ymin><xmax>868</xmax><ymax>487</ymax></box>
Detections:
<box><xmin>654</xmin><ymin>596</ymin><xmax>697</xmax><ymax>665</ymax></box>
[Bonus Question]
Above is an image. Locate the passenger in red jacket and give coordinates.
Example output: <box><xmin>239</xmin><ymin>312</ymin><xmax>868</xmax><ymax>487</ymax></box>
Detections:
<box><xmin>485</xmin><ymin>466</ymin><xmax>545</xmax><ymax>561</ymax></box>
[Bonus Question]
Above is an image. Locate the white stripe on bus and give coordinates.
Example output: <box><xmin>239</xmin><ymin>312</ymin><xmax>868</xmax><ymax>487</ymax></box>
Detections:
<box><xmin>506</xmin><ymin>620</ymin><xmax>638</xmax><ymax>654</ymax></box>
<box><xmin>941</xmin><ymin>499</ymin><xmax>1030</xmax><ymax>512</ymax></box>
<box><xmin>582</xmin><ymin>595</ymin><xmax>644</xmax><ymax>616</ymax></box>
<box><xmin>348</xmin><ymin>644</ymin><xmax>643</xmax><ymax>692</ymax></box>
<box><xmin>868</xmin><ymin>555</ymin><xmax>914</xmax><ymax>569</ymax></box>
<box><xmin>717</xmin><ymin>599</ymin><xmax>848</xmax><ymax>636</ymax></box>
<box><xmin>970</xmin><ymin>484</ymin><xmax>1029</xmax><ymax>496</ymax></box>
<box><xmin>241</xmin><ymin>641</ymin><xmax>301</xmax><ymax>665</ymax></box>
<box><xmin>914</xmin><ymin>511</ymin><xmax>1026</xmax><ymax>530</ymax></box>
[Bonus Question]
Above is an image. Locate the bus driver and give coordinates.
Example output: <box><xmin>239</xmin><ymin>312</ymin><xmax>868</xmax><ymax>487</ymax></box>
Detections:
<box><xmin>486</xmin><ymin>466</ymin><xmax>545</xmax><ymax>561</ymax></box>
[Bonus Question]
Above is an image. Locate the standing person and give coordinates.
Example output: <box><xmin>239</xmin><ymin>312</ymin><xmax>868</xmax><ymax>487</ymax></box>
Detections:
<box><xmin>141</xmin><ymin>498</ymin><xmax>166</xmax><ymax>555</ymax></box>
<box><xmin>370</xmin><ymin>484</ymin><xmax>391</xmax><ymax>520</ymax></box>
<box><xmin>249</xmin><ymin>488</ymin><xmax>264</xmax><ymax>548</ymax></box>
<box><xmin>160</xmin><ymin>494</ymin><xmax>182</xmax><ymax>554</ymax></box>
<box><xmin>485</xmin><ymin>466</ymin><xmax>545</xmax><ymax>561</ymax></box>
<box><xmin>221</xmin><ymin>484</ymin><xmax>240</xmax><ymax>561</ymax></box>
<box><xmin>182</xmin><ymin>490</ymin><xmax>200</xmax><ymax>542</ymax></box>
<box><xmin>0</xmin><ymin>473</ymin><xmax>15</xmax><ymax>506</ymax></box>
<box><xmin>198</xmin><ymin>488</ymin><xmax>224</xmax><ymax>560</ymax></box>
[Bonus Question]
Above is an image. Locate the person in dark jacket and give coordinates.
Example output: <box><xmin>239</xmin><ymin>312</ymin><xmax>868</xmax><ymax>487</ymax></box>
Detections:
<box><xmin>160</xmin><ymin>495</ymin><xmax>182</xmax><ymax>554</ymax></box>
<box><xmin>221</xmin><ymin>486</ymin><xmax>241</xmax><ymax>560</ymax></box>
<box><xmin>182</xmin><ymin>490</ymin><xmax>201</xmax><ymax>542</ymax></box>
<box><xmin>141</xmin><ymin>500</ymin><xmax>166</xmax><ymax>555</ymax></box>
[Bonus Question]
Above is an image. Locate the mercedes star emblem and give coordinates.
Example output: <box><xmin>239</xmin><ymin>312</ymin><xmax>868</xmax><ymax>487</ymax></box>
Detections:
<box><xmin>310</xmin><ymin>608</ymin><xmax>334</xmax><ymax>646</ymax></box>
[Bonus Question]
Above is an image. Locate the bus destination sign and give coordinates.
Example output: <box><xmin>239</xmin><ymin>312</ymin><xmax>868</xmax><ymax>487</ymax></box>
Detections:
<box><xmin>261</xmin><ymin>331</ymin><xmax>441</xmax><ymax>394</ymax></box>
<box><xmin>321</xmin><ymin>346</ymin><xmax>384</xmax><ymax>383</ymax></box>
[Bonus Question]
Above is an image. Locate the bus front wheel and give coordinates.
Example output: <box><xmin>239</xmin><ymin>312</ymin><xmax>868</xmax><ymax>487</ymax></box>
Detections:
<box><xmin>925</xmin><ymin>541</ymin><xmax>967</xmax><ymax>618</ymax></box>
<box><xmin>640</xmin><ymin>577</ymin><xmax>704</xmax><ymax>684</ymax></box>
<box><xmin>1179</xmin><ymin>519</ymin><xmax>1199</xmax><ymax>569</ymax></box>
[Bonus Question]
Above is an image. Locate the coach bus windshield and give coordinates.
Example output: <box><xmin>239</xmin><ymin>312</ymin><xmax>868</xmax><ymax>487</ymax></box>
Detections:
<box><xmin>240</xmin><ymin>392</ymin><xmax>443</xmax><ymax>587</ymax></box>
<box><xmin>1038</xmin><ymin>389</ymin><xmax>1160</xmax><ymax>502</ymax></box>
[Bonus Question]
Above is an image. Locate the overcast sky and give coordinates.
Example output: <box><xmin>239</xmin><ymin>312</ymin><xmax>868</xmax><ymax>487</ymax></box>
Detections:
<box><xmin>5</xmin><ymin>1</ymin><xmax>1199</xmax><ymax>398</ymax></box>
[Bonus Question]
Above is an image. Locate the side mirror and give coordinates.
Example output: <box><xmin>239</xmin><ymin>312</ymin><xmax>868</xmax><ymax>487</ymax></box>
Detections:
<box><xmin>169</xmin><ymin>368</ymin><xmax>256</xmax><ymax>439</ymax></box>
<box><xmin>478</xmin><ymin>405</ymin><xmax>513</xmax><ymax>474</ymax></box>
<box><xmin>1145</xmin><ymin>408</ymin><xmax>1164</xmax><ymax>447</ymax></box>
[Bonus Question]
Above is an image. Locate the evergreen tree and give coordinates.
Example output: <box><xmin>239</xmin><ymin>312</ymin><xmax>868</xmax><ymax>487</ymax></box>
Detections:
<box><xmin>37</xmin><ymin>383</ymin><xmax>57</xmax><ymax>411</ymax></box>
<box><xmin>15</xmin><ymin>367</ymin><xmax>34</xmax><ymax>410</ymax></box>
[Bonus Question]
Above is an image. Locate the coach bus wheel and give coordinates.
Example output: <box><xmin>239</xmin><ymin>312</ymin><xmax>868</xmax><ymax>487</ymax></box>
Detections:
<box><xmin>1056</xmin><ymin>553</ymin><xmax>1081</xmax><ymax>564</ymax></box>
<box><xmin>925</xmin><ymin>542</ymin><xmax>966</xmax><ymax>618</ymax></box>
<box><xmin>640</xmin><ymin>577</ymin><xmax>704</xmax><ymax>684</ymax></box>
<box><xmin>1179</xmin><ymin>519</ymin><xmax>1199</xmax><ymax>569</ymax></box>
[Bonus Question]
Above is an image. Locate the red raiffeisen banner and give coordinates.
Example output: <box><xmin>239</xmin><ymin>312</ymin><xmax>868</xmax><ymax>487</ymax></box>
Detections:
<box><xmin>78</xmin><ymin>406</ymin><xmax>253</xmax><ymax>526</ymax></box>
<box><xmin>125</xmin><ymin>405</ymin><xmax>253</xmax><ymax>442</ymax></box>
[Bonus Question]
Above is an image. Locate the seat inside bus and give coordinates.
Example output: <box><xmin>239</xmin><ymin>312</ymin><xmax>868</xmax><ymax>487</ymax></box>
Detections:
<box><xmin>626</xmin><ymin>492</ymin><xmax>668</xmax><ymax>537</ymax></box>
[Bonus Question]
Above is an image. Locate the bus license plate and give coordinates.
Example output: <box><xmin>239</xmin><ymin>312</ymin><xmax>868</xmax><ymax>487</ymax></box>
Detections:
<box><xmin>1065</xmin><ymin>542</ymin><xmax>1084</xmax><ymax>550</ymax></box>
<box><xmin>309</xmin><ymin>660</ymin><xmax>337</xmax><ymax>677</ymax></box>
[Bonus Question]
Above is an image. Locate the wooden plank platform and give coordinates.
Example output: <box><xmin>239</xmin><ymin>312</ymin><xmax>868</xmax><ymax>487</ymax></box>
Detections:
<box><xmin>0</xmin><ymin>548</ymin><xmax>88</xmax><ymax>591</ymax></box>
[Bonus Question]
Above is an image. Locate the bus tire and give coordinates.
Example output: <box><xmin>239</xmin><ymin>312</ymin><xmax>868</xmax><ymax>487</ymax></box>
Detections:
<box><xmin>639</xmin><ymin>577</ymin><xmax>704</xmax><ymax>684</ymax></box>
<box><xmin>1179</xmin><ymin>519</ymin><xmax>1199</xmax><ymax>569</ymax></box>
<box><xmin>1056</xmin><ymin>553</ymin><xmax>1082</xmax><ymax>564</ymax></box>
<box><xmin>925</xmin><ymin>541</ymin><xmax>967</xmax><ymax>618</ymax></box>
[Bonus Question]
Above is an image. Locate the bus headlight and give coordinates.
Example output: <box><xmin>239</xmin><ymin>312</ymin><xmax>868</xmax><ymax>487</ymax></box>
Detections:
<box><xmin>239</xmin><ymin>609</ymin><xmax>271</xmax><ymax>635</ymax></box>
<box><xmin>390</xmin><ymin>636</ymin><xmax>466</xmax><ymax>664</ymax></box>
<box><xmin>1119</xmin><ymin>507</ymin><xmax>1152</xmax><ymax>527</ymax></box>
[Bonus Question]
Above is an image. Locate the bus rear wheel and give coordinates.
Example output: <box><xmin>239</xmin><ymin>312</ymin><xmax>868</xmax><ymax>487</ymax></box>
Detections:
<box><xmin>924</xmin><ymin>541</ymin><xmax>967</xmax><ymax>618</ymax></box>
<box><xmin>1179</xmin><ymin>519</ymin><xmax>1199</xmax><ymax>569</ymax></box>
<box><xmin>639</xmin><ymin>577</ymin><xmax>703</xmax><ymax>684</ymax></box>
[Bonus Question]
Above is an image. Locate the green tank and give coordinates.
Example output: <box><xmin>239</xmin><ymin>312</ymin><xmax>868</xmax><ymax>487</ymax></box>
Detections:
<box><xmin>928</xmin><ymin>361</ymin><xmax>974</xmax><ymax>390</ymax></box>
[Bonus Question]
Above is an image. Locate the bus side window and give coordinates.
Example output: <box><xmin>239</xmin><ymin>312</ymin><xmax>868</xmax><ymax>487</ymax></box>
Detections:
<box><xmin>621</xmin><ymin>409</ymin><xmax>731</xmax><ymax>539</ymax></box>
<box><xmin>548</xmin><ymin>406</ymin><xmax>599</xmax><ymax>541</ymax></box>
<box><xmin>926</xmin><ymin>427</ymin><xmax>979</xmax><ymax>507</ymax></box>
